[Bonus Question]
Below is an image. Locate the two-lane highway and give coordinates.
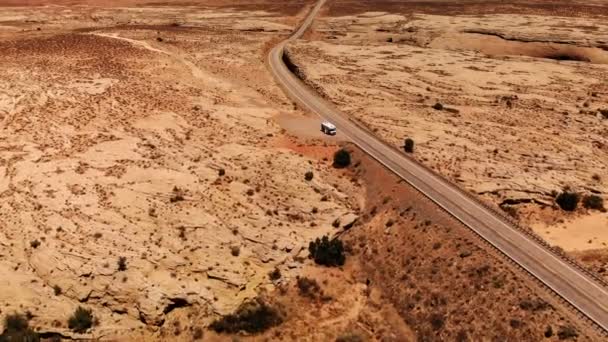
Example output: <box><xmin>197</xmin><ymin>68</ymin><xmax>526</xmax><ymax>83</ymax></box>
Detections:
<box><xmin>268</xmin><ymin>0</ymin><xmax>608</xmax><ymax>332</ymax></box>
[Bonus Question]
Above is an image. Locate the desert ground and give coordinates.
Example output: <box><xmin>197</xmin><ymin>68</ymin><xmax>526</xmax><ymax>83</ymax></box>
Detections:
<box><xmin>287</xmin><ymin>0</ymin><xmax>608</xmax><ymax>267</ymax></box>
<box><xmin>0</xmin><ymin>0</ymin><xmax>606</xmax><ymax>341</ymax></box>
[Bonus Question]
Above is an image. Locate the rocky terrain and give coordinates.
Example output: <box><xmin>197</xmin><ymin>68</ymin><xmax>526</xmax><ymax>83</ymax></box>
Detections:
<box><xmin>1</xmin><ymin>0</ymin><xmax>607</xmax><ymax>341</ymax></box>
<box><xmin>0</xmin><ymin>1</ymin><xmax>364</xmax><ymax>339</ymax></box>
<box><xmin>287</xmin><ymin>4</ymin><xmax>608</xmax><ymax>258</ymax></box>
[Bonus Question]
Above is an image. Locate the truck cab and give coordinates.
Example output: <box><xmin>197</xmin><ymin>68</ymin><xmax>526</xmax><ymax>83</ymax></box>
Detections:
<box><xmin>321</xmin><ymin>121</ymin><xmax>337</xmax><ymax>135</ymax></box>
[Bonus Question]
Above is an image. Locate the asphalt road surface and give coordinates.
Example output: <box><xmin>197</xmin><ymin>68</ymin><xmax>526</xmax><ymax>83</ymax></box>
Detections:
<box><xmin>268</xmin><ymin>0</ymin><xmax>608</xmax><ymax>332</ymax></box>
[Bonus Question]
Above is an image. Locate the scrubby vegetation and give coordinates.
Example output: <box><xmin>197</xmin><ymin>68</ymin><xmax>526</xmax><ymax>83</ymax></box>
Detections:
<box><xmin>557</xmin><ymin>325</ymin><xmax>578</xmax><ymax>340</ymax></box>
<box><xmin>333</xmin><ymin>149</ymin><xmax>351</xmax><ymax>168</ymax></box>
<box><xmin>308</xmin><ymin>235</ymin><xmax>345</xmax><ymax>267</ymax></box>
<box><xmin>582</xmin><ymin>194</ymin><xmax>604</xmax><ymax>211</ymax></box>
<box><xmin>304</xmin><ymin>171</ymin><xmax>314</xmax><ymax>181</ymax></box>
<box><xmin>53</xmin><ymin>285</ymin><xmax>62</xmax><ymax>296</ymax></box>
<box><xmin>209</xmin><ymin>299</ymin><xmax>282</xmax><ymax>334</ymax></box>
<box><xmin>0</xmin><ymin>313</ymin><xmax>39</xmax><ymax>342</ymax></box>
<box><xmin>296</xmin><ymin>276</ymin><xmax>321</xmax><ymax>298</ymax></box>
<box><xmin>117</xmin><ymin>256</ymin><xmax>127</xmax><ymax>271</ymax></box>
<box><xmin>68</xmin><ymin>307</ymin><xmax>94</xmax><ymax>333</ymax></box>
<box><xmin>404</xmin><ymin>138</ymin><xmax>414</xmax><ymax>153</ymax></box>
<box><xmin>555</xmin><ymin>190</ymin><xmax>579</xmax><ymax>211</ymax></box>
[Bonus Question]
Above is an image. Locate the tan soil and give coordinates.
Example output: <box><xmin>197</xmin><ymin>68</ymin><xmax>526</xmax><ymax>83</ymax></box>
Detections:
<box><xmin>1</xmin><ymin>0</ymin><xmax>606</xmax><ymax>340</ymax></box>
<box><xmin>287</xmin><ymin>8</ymin><xmax>608</xmax><ymax>260</ymax></box>
<box><xmin>0</xmin><ymin>2</ymin><xmax>362</xmax><ymax>340</ymax></box>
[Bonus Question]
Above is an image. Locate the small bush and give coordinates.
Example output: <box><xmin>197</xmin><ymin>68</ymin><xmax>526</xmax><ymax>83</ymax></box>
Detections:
<box><xmin>557</xmin><ymin>325</ymin><xmax>578</xmax><ymax>340</ymax></box>
<box><xmin>308</xmin><ymin>235</ymin><xmax>345</xmax><ymax>267</ymax></box>
<box><xmin>192</xmin><ymin>327</ymin><xmax>204</xmax><ymax>340</ymax></box>
<box><xmin>304</xmin><ymin>171</ymin><xmax>314</xmax><ymax>181</ymax></box>
<box><xmin>432</xmin><ymin>102</ymin><xmax>443</xmax><ymax>110</ymax></box>
<box><xmin>67</xmin><ymin>307</ymin><xmax>94</xmax><ymax>333</ymax></box>
<box><xmin>582</xmin><ymin>194</ymin><xmax>604</xmax><ymax>211</ymax></box>
<box><xmin>333</xmin><ymin>149</ymin><xmax>351</xmax><ymax>168</ymax></box>
<box><xmin>555</xmin><ymin>191</ymin><xmax>579</xmax><ymax>211</ymax></box>
<box><xmin>30</xmin><ymin>240</ymin><xmax>41</xmax><ymax>249</ymax></box>
<box><xmin>230</xmin><ymin>245</ymin><xmax>241</xmax><ymax>257</ymax></box>
<box><xmin>544</xmin><ymin>325</ymin><xmax>553</xmax><ymax>338</ymax></box>
<box><xmin>404</xmin><ymin>138</ymin><xmax>414</xmax><ymax>153</ymax></box>
<box><xmin>296</xmin><ymin>276</ymin><xmax>321</xmax><ymax>298</ymax></box>
<box><xmin>4</xmin><ymin>313</ymin><xmax>29</xmax><ymax>332</ymax></box>
<box><xmin>218</xmin><ymin>168</ymin><xmax>226</xmax><ymax>176</ymax></box>
<box><xmin>1</xmin><ymin>313</ymin><xmax>39</xmax><ymax>342</ymax></box>
<box><xmin>268</xmin><ymin>268</ymin><xmax>281</xmax><ymax>281</ymax></box>
<box><xmin>117</xmin><ymin>256</ymin><xmax>127</xmax><ymax>271</ymax></box>
<box><xmin>53</xmin><ymin>285</ymin><xmax>62</xmax><ymax>296</ymax></box>
<box><xmin>209</xmin><ymin>299</ymin><xmax>282</xmax><ymax>334</ymax></box>
<box><xmin>429</xmin><ymin>313</ymin><xmax>444</xmax><ymax>330</ymax></box>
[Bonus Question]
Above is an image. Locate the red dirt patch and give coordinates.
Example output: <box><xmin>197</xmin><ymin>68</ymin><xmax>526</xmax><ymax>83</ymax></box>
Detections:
<box><xmin>272</xmin><ymin>135</ymin><xmax>337</xmax><ymax>161</ymax></box>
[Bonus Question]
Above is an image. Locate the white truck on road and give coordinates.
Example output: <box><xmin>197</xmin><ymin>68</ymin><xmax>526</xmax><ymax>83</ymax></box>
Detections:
<box><xmin>321</xmin><ymin>121</ymin><xmax>337</xmax><ymax>135</ymax></box>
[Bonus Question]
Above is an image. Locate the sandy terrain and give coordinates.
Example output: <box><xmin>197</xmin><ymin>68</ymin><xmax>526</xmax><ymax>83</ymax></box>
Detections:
<box><xmin>286</xmin><ymin>7</ymin><xmax>608</xmax><ymax>258</ymax></box>
<box><xmin>0</xmin><ymin>1</ymin><xmax>366</xmax><ymax>339</ymax></box>
<box><xmin>1</xmin><ymin>0</ymin><xmax>606</xmax><ymax>340</ymax></box>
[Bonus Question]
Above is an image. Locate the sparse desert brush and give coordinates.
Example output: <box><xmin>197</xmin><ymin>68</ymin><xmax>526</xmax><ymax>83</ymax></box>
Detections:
<box><xmin>268</xmin><ymin>268</ymin><xmax>281</xmax><ymax>281</ymax></box>
<box><xmin>192</xmin><ymin>327</ymin><xmax>204</xmax><ymax>340</ymax></box>
<box><xmin>333</xmin><ymin>149</ymin><xmax>351</xmax><ymax>168</ymax></box>
<box><xmin>555</xmin><ymin>190</ymin><xmax>579</xmax><ymax>211</ymax></box>
<box><xmin>308</xmin><ymin>235</ymin><xmax>345</xmax><ymax>267</ymax></box>
<box><xmin>30</xmin><ymin>240</ymin><xmax>41</xmax><ymax>249</ymax></box>
<box><xmin>209</xmin><ymin>298</ymin><xmax>282</xmax><ymax>334</ymax></box>
<box><xmin>305</xmin><ymin>171</ymin><xmax>314</xmax><ymax>181</ymax></box>
<box><xmin>68</xmin><ymin>306</ymin><xmax>94</xmax><ymax>333</ymax></box>
<box><xmin>296</xmin><ymin>276</ymin><xmax>321</xmax><ymax>298</ymax></box>
<box><xmin>4</xmin><ymin>313</ymin><xmax>29</xmax><ymax>332</ymax></box>
<box><xmin>404</xmin><ymin>138</ymin><xmax>414</xmax><ymax>153</ymax></box>
<box><xmin>53</xmin><ymin>285</ymin><xmax>62</xmax><ymax>296</ymax></box>
<box><xmin>117</xmin><ymin>256</ymin><xmax>127</xmax><ymax>271</ymax></box>
<box><xmin>1</xmin><ymin>312</ymin><xmax>39</xmax><ymax>341</ymax></box>
<box><xmin>582</xmin><ymin>194</ymin><xmax>604</xmax><ymax>211</ymax></box>
<box><xmin>557</xmin><ymin>325</ymin><xmax>578</xmax><ymax>340</ymax></box>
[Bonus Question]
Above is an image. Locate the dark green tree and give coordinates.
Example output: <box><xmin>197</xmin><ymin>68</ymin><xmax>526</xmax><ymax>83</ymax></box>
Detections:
<box><xmin>308</xmin><ymin>235</ymin><xmax>345</xmax><ymax>267</ymax></box>
<box><xmin>333</xmin><ymin>149</ymin><xmax>351</xmax><ymax>168</ymax></box>
<box><xmin>404</xmin><ymin>138</ymin><xmax>414</xmax><ymax>153</ymax></box>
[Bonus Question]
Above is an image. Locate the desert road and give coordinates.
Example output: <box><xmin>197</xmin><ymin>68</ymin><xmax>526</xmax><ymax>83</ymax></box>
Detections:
<box><xmin>268</xmin><ymin>0</ymin><xmax>608</xmax><ymax>332</ymax></box>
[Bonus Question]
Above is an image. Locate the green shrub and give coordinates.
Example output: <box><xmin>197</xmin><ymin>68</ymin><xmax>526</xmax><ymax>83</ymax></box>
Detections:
<box><xmin>117</xmin><ymin>256</ymin><xmax>127</xmax><ymax>271</ymax></box>
<box><xmin>404</xmin><ymin>138</ymin><xmax>414</xmax><ymax>153</ymax></box>
<box><xmin>53</xmin><ymin>285</ymin><xmax>62</xmax><ymax>296</ymax></box>
<box><xmin>209</xmin><ymin>299</ymin><xmax>282</xmax><ymax>334</ymax></box>
<box><xmin>308</xmin><ymin>235</ymin><xmax>345</xmax><ymax>267</ymax></box>
<box><xmin>557</xmin><ymin>325</ymin><xmax>577</xmax><ymax>340</ymax></box>
<box><xmin>1</xmin><ymin>313</ymin><xmax>39</xmax><ymax>342</ymax></box>
<box><xmin>68</xmin><ymin>307</ymin><xmax>94</xmax><ymax>333</ymax></box>
<box><xmin>304</xmin><ymin>171</ymin><xmax>314</xmax><ymax>181</ymax></box>
<box><xmin>333</xmin><ymin>149</ymin><xmax>351</xmax><ymax>168</ymax></box>
<box><xmin>582</xmin><ymin>194</ymin><xmax>604</xmax><ymax>211</ymax></box>
<box><xmin>4</xmin><ymin>314</ymin><xmax>28</xmax><ymax>333</ymax></box>
<box><xmin>555</xmin><ymin>191</ymin><xmax>579</xmax><ymax>211</ymax></box>
<box><xmin>296</xmin><ymin>276</ymin><xmax>321</xmax><ymax>298</ymax></box>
